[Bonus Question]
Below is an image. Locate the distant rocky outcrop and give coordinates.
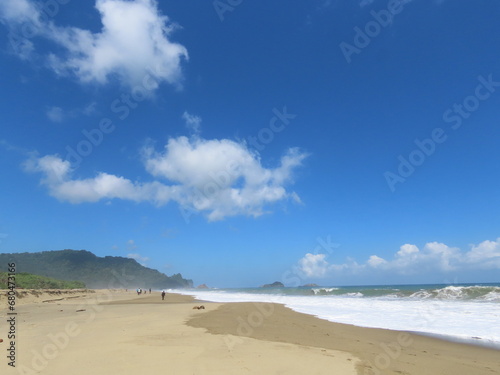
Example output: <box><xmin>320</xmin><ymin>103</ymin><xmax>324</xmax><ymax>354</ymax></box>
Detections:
<box><xmin>261</xmin><ymin>281</ymin><xmax>284</xmax><ymax>288</ymax></box>
<box><xmin>302</xmin><ymin>283</ymin><xmax>319</xmax><ymax>287</ymax></box>
<box><xmin>197</xmin><ymin>284</ymin><xmax>209</xmax><ymax>289</ymax></box>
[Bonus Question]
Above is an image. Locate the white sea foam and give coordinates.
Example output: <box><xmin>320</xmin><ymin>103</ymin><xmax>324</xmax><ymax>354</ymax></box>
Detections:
<box><xmin>409</xmin><ymin>290</ymin><xmax>432</xmax><ymax>299</ymax></box>
<box><xmin>345</xmin><ymin>292</ymin><xmax>363</xmax><ymax>297</ymax></box>
<box><xmin>311</xmin><ymin>287</ymin><xmax>339</xmax><ymax>295</ymax></box>
<box><xmin>480</xmin><ymin>291</ymin><xmax>500</xmax><ymax>302</ymax></box>
<box><xmin>179</xmin><ymin>289</ymin><xmax>500</xmax><ymax>347</ymax></box>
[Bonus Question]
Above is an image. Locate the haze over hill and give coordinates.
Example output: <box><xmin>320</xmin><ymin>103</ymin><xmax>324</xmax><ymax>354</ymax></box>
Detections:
<box><xmin>0</xmin><ymin>250</ymin><xmax>192</xmax><ymax>289</ymax></box>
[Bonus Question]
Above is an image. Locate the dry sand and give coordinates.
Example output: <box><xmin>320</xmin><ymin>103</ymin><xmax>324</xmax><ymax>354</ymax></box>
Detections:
<box><xmin>1</xmin><ymin>290</ymin><xmax>358</xmax><ymax>374</ymax></box>
<box><xmin>1</xmin><ymin>290</ymin><xmax>498</xmax><ymax>374</ymax></box>
<box><xmin>0</xmin><ymin>289</ymin><xmax>101</xmax><ymax>306</ymax></box>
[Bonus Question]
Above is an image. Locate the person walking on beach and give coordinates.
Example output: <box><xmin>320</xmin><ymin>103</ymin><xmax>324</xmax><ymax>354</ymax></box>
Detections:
<box><xmin>161</xmin><ymin>290</ymin><xmax>166</xmax><ymax>300</ymax></box>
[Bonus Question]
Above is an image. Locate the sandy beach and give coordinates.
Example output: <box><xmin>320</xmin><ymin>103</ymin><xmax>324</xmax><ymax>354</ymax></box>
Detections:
<box><xmin>1</xmin><ymin>290</ymin><xmax>498</xmax><ymax>374</ymax></box>
<box><xmin>189</xmin><ymin>301</ymin><xmax>500</xmax><ymax>375</ymax></box>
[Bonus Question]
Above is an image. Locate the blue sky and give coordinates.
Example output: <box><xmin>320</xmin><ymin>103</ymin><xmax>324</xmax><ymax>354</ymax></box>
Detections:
<box><xmin>1</xmin><ymin>0</ymin><xmax>500</xmax><ymax>287</ymax></box>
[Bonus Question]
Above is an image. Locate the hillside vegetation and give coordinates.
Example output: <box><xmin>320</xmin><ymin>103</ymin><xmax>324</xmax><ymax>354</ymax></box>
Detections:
<box><xmin>0</xmin><ymin>272</ymin><xmax>86</xmax><ymax>289</ymax></box>
<box><xmin>0</xmin><ymin>250</ymin><xmax>192</xmax><ymax>289</ymax></box>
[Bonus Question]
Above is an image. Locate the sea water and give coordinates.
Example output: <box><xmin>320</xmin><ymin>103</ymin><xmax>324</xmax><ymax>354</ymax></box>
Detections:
<box><xmin>176</xmin><ymin>283</ymin><xmax>500</xmax><ymax>348</ymax></box>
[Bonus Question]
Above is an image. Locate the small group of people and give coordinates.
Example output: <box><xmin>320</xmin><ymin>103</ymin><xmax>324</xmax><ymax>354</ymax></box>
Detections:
<box><xmin>133</xmin><ymin>288</ymin><xmax>166</xmax><ymax>300</ymax></box>
<box><xmin>136</xmin><ymin>288</ymin><xmax>152</xmax><ymax>295</ymax></box>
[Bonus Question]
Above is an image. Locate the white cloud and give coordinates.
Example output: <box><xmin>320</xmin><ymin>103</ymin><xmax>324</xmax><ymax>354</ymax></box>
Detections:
<box><xmin>372</xmin><ymin>242</ymin><xmax>461</xmax><ymax>274</ymax></box>
<box><xmin>296</xmin><ymin>238</ymin><xmax>500</xmax><ymax>280</ymax></box>
<box><xmin>465</xmin><ymin>238</ymin><xmax>500</xmax><ymax>269</ymax></box>
<box><xmin>143</xmin><ymin>137</ymin><xmax>307</xmax><ymax>221</ymax></box>
<box><xmin>25</xmin><ymin>136</ymin><xmax>307</xmax><ymax>221</ymax></box>
<box><xmin>0</xmin><ymin>0</ymin><xmax>40</xmax><ymax>25</ymax></box>
<box><xmin>24</xmin><ymin>154</ymin><xmax>175</xmax><ymax>204</ymax></box>
<box><xmin>296</xmin><ymin>252</ymin><xmax>350</xmax><ymax>279</ymax></box>
<box><xmin>391</xmin><ymin>243</ymin><xmax>422</xmax><ymax>272</ymax></box>
<box><xmin>298</xmin><ymin>253</ymin><xmax>331</xmax><ymax>278</ymax></box>
<box><xmin>367</xmin><ymin>255</ymin><xmax>387</xmax><ymax>268</ymax></box>
<box><xmin>0</xmin><ymin>0</ymin><xmax>40</xmax><ymax>61</ymax></box>
<box><xmin>127</xmin><ymin>253</ymin><xmax>149</xmax><ymax>266</ymax></box>
<box><xmin>127</xmin><ymin>239</ymin><xmax>137</xmax><ymax>250</ymax></box>
<box><xmin>1</xmin><ymin>0</ymin><xmax>188</xmax><ymax>92</ymax></box>
<box><xmin>424</xmin><ymin>241</ymin><xmax>459</xmax><ymax>271</ymax></box>
<box><xmin>46</xmin><ymin>103</ymin><xmax>98</xmax><ymax>122</ymax></box>
<box><xmin>46</xmin><ymin>106</ymin><xmax>64</xmax><ymax>122</ymax></box>
<box><xmin>396</xmin><ymin>243</ymin><xmax>419</xmax><ymax>257</ymax></box>
<box><xmin>182</xmin><ymin>111</ymin><xmax>202</xmax><ymax>134</ymax></box>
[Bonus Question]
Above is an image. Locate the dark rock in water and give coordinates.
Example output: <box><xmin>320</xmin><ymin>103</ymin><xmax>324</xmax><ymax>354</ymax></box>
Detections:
<box><xmin>261</xmin><ymin>281</ymin><xmax>284</xmax><ymax>288</ymax></box>
<box><xmin>197</xmin><ymin>284</ymin><xmax>209</xmax><ymax>289</ymax></box>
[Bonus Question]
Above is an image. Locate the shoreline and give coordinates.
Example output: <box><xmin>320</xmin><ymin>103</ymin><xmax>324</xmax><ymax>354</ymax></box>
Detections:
<box><xmin>187</xmin><ymin>300</ymin><xmax>500</xmax><ymax>375</ymax></box>
<box><xmin>403</xmin><ymin>329</ymin><xmax>500</xmax><ymax>351</ymax></box>
<box><xmin>1</xmin><ymin>289</ymin><xmax>498</xmax><ymax>374</ymax></box>
<box><xmin>5</xmin><ymin>288</ymin><xmax>499</xmax><ymax>348</ymax></box>
<box><xmin>177</xmin><ymin>286</ymin><xmax>500</xmax><ymax>349</ymax></box>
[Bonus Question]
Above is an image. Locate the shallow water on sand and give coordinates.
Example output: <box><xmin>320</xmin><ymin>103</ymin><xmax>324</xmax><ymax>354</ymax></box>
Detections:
<box><xmin>177</xmin><ymin>283</ymin><xmax>500</xmax><ymax>348</ymax></box>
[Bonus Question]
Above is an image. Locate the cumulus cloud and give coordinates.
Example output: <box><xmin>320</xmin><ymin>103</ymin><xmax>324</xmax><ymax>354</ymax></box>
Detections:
<box><xmin>366</xmin><ymin>242</ymin><xmax>461</xmax><ymax>274</ymax></box>
<box><xmin>25</xmin><ymin>136</ymin><xmax>307</xmax><ymax>221</ymax></box>
<box><xmin>465</xmin><ymin>238</ymin><xmax>500</xmax><ymax>268</ymax></box>
<box><xmin>0</xmin><ymin>0</ymin><xmax>188</xmax><ymax>91</ymax></box>
<box><xmin>298</xmin><ymin>253</ymin><xmax>330</xmax><ymax>278</ymax></box>
<box><xmin>143</xmin><ymin>137</ymin><xmax>307</xmax><ymax>221</ymax></box>
<box><xmin>296</xmin><ymin>252</ymin><xmax>351</xmax><ymax>279</ymax></box>
<box><xmin>396</xmin><ymin>244</ymin><xmax>419</xmax><ymax>257</ymax></box>
<box><xmin>367</xmin><ymin>255</ymin><xmax>387</xmax><ymax>268</ymax></box>
<box><xmin>296</xmin><ymin>238</ymin><xmax>500</xmax><ymax>280</ymax></box>
<box><xmin>24</xmin><ymin>154</ymin><xmax>178</xmax><ymax>204</ymax></box>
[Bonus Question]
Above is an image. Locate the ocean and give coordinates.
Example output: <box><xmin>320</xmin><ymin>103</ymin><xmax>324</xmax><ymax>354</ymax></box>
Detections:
<box><xmin>177</xmin><ymin>283</ymin><xmax>500</xmax><ymax>348</ymax></box>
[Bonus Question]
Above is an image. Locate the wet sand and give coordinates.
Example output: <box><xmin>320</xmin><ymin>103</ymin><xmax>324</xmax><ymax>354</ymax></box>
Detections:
<box><xmin>188</xmin><ymin>301</ymin><xmax>500</xmax><ymax>375</ymax></box>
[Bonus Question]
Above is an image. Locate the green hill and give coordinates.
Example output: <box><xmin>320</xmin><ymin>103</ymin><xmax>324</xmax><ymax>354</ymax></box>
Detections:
<box><xmin>0</xmin><ymin>250</ymin><xmax>192</xmax><ymax>289</ymax></box>
<box><xmin>0</xmin><ymin>272</ymin><xmax>86</xmax><ymax>289</ymax></box>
